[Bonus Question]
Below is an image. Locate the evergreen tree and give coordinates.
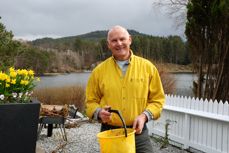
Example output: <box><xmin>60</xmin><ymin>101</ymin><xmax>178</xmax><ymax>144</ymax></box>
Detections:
<box><xmin>0</xmin><ymin>17</ymin><xmax>20</xmax><ymax>69</ymax></box>
<box><xmin>185</xmin><ymin>0</ymin><xmax>229</xmax><ymax>101</ymax></box>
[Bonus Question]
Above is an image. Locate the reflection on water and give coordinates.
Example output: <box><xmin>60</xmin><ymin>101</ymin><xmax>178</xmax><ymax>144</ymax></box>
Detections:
<box><xmin>36</xmin><ymin>72</ymin><xmax>196</xmax><ymax>97</ymax></box>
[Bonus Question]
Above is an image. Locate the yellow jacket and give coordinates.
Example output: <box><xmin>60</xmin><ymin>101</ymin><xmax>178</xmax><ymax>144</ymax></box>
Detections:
<box><xmin>86</xmin><ymin>52</ymin><xmax>165</xmax><ymax>126</ymax></box>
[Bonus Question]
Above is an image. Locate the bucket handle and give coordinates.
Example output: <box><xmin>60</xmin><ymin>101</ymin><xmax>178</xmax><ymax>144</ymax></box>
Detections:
<box><xmin>108</xmin><ymin>109</ymin><xmax>127</xmax><ymax>137</ymax></box>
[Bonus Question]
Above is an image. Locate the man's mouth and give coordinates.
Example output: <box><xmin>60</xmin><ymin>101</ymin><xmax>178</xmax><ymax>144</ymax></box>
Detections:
<box><xmin>115</xmin><ymin>47</ymin><xmax>125</xmax><ymax>51</ymax></box>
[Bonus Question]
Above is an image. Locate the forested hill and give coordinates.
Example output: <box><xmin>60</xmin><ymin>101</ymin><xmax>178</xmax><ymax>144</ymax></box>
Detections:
<box><xmin>31</xmin><ymin>30</ymin><xmax>146</xmax><ymax>48</ymax></box>
<box><xmin>29</xmin><ymin>29</ymin><xmax>190</xmax><ymax>72</ymax></box>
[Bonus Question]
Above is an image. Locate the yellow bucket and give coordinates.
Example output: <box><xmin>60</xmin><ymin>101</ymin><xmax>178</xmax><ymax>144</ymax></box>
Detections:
<box><xmin>97</xmin><ymin>109</ymin><xmax>136</xmax><ymax>153</ymax></box>
<box><xmin>97</xmin><ymin>128</ymin><xmax>136</xmax><ymax>153</ymax></box>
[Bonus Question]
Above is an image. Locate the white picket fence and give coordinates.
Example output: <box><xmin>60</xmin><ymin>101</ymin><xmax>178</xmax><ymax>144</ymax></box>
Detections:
<box><xmin>147</xmin><ymin>94</ymin><xmax>229</xmax><ymax>153</ymax></box>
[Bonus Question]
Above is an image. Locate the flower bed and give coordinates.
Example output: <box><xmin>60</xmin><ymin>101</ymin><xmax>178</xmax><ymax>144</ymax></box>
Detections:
<box><xmin>0</xmin><ymin>67</ymin><xmax>40</xmax><ymax>103</ymax></box>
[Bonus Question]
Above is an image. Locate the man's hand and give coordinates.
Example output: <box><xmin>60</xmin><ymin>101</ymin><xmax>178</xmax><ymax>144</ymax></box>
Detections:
<box><xmin>98</xmin><ymin>106</ymin><xmax>111</xmax><ymax>123</ymax></box>
<box><xmin>133</xmin><ymin>113</ymin><xmax>147</xmax><ymax>134</ymax></box>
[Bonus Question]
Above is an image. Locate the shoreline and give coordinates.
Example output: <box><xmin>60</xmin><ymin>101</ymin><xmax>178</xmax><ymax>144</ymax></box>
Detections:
<box><xmin>40</xmin><ymin>63</ymin><xmax>193</xmax><ymax>76</ymax></box>
<box><xmin>41</xmin><ymin>71</ymin><xmax>194</xmax><ymax>77</ymax></box>
<box><xmin>41</xmin><ymin>70</ymin><xmax>92</xmax><ymax>76</ymax></box>
<box><xmin>170</xmin><ymin>71</ymin><xmax>194</xmax><ymax>74</ymax></box>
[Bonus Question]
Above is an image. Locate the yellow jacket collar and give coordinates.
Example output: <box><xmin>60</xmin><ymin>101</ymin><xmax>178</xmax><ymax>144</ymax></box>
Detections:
<box><xmin>111</xmin><ymin>50</ymin><xmax>134</xmax><ymax>64</ymax></box>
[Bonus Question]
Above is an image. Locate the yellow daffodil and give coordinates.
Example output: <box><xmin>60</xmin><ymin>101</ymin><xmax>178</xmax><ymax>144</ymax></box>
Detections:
<box><xmin>6</xmin><ymin>77</ymin><xmax>11</xmax><ymax>83</ymax></box>
<box><xmin>17</xmin><ymin>69</ymin><xmax>23</xmax><ymax>75</ymax></box>
<box><xmin>0</xmin><ymin>72</ymin><xmax>8</xmax><ymax>81</ymax></box>
<box><xmin>10</xmin><ymin>71</ymin><xmax>17</xmax><ymax>78</ymax></box>
<box><xmin>21</xmin><ymin>69</ymin><xmax>28</xmax><ymax>76</ymax></box>
<box><xmin>9</xmin><ymin>67</ymin><xmax>15</xmax><ymax>72</ymax></box>
<box><xmin>20</xmin><ymin>80</ymin><xmax>29</xmax><ymax>85</ymax></box>
<box><xmin>28</xmin><ymin>70</ymin><xmax>34</xmax><ymax>76</ymax></box>
<box><xmin>17</xmin><ymin>69</ymin><xmax>28</xmax><ymax>76</ymax></box>
<box><xmin>6</xmin><ymin>83</ymin><xmax>10</xmax><ymax>88</ymax></box>
<box><xmin>20</xmin><ymin>80</ymin><xmax>25</xmax><ymax>85</ymax></box>
<box><xmin>24</xmin><ymin>80</ymin><xmax>29</xmax><ymax>85</ymax></box>
<box><xmin>11</xmin><ymin>79</ymin><xmax>16</xmax><ymax>84</ymax></box>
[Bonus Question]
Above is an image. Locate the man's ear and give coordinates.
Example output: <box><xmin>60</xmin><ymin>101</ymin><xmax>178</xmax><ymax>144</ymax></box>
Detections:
<box><xmin>107</xmin><ymin>41</ymin><xmax>111</xmax><ymax>50</ymax></box>
<box><xmin>129</xmin><ymin>35</ymin><xmax>132</xmax><ymax>45</ymax></box>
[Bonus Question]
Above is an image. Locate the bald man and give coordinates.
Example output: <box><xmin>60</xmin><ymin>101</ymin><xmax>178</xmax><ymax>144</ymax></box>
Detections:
<box><xmin>86</xmin><ymin>25</ymin><xmax>165</xmax><ymax>153</ymax></box>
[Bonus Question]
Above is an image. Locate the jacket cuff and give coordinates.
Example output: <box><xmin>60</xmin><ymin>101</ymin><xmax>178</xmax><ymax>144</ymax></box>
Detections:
<box><xmin>143</xmin><ymin>110</ymin><xmax>153</xmax><ymax>122</ymax></box>
<box><xmin>93</xmin><ymin>108</ymin><xmax>102</xmax><ymax>121</ymax></box>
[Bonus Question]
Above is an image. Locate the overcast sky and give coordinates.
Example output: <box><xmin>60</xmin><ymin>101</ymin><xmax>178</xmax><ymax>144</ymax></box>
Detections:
<box><xmin>0</xmin><ymin>0</ymin><xmax>185</xmax><ymax>40</ymax></box>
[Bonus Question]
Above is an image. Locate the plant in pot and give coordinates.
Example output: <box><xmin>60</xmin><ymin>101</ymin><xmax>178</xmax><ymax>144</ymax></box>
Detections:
<box><xmin>0</xmin><ymin>67</ymin><xmax>41</xmax><ymax>153</ymax></box>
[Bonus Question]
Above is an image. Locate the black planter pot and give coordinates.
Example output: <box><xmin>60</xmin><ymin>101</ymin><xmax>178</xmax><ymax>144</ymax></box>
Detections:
<box><xmin>0</xmin><ymin>99</ymin><xmax>41</xmax><ymax>153</ymax></box>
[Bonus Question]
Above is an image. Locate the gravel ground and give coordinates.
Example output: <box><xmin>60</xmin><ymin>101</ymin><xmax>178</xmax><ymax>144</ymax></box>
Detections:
<box><xmin>37</xmin><ymin>121</ymin><xmax>190</xmax><ymax>153</ymax></box>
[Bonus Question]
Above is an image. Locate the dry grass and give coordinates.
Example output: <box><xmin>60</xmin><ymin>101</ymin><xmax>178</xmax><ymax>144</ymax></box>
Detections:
<box><xmin>157</xmin><ymin>65</ymin><xmax>176</xmax><ymax>95</ymax></box>
<box><xmin>33</xmin><ymin>85</ymin><xmax>85</xmax><ymax>111</ymax></box>
<box><xmin>156</xmin><ymin>63</ymin><xmax>193</xmax><ymax>73</ymax></box>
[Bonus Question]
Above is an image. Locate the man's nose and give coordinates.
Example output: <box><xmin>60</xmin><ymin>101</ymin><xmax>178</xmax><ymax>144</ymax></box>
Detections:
<box><xmin>117</xmin><ymin>40</ymin><xmax>122</xmax><ymax>45</ymax></box>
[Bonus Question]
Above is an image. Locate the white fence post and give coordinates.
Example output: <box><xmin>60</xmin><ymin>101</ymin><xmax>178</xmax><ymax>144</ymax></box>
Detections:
<box><xmin>183</xmin><ymin>113</ymin><xmax>190</xmax><ymax>149</ymax></box>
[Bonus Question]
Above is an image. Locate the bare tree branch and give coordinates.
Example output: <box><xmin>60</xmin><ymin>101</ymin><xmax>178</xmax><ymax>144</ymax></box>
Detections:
<box><xmin>153</xmin><ymin>0</ymin><xmax>188</xmax><ymax>29</ymax></box>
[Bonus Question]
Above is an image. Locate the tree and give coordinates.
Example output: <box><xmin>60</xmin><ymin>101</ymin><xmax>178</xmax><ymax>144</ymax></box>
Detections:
<box><xmin>0</xmin><ymin>17</ymin><xmax>20</xmax><ymax>69</ymax></box>
<box><xmin>98</xmin><ymin>38</ymin><xmax>111</xmax><ymax>60</ymax></box>
<box><xmin>15</xmin><ymin>47</ymin><xmax>51</xmax><ymax>74</ymax></box>
<box><xmin>185</xmin><ymin>0</ymin><xmax>229</xmax><ymax>101</ymax></box>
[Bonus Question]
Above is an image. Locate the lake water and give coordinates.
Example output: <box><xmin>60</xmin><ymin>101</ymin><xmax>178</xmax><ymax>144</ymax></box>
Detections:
<box><xmin>36</xmin><ymin>72</ymin><xmax>196</xmax><ymax>97</ymax></box>
<box><xmin>36</xmin><ymin>72</ymin><xmax>90</xmax><ymax>88</ymax></box>
<box><xmin>171</xmin><ymin>73</ymin><xmax>196</xmax><ymax>97</ymax></box>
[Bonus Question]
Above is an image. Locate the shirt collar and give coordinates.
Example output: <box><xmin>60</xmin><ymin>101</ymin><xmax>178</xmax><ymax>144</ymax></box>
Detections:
<box><xmin>111</xmin><ymin>50</ymin><xmax>134</xmax><ymax>64</ymax></box>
